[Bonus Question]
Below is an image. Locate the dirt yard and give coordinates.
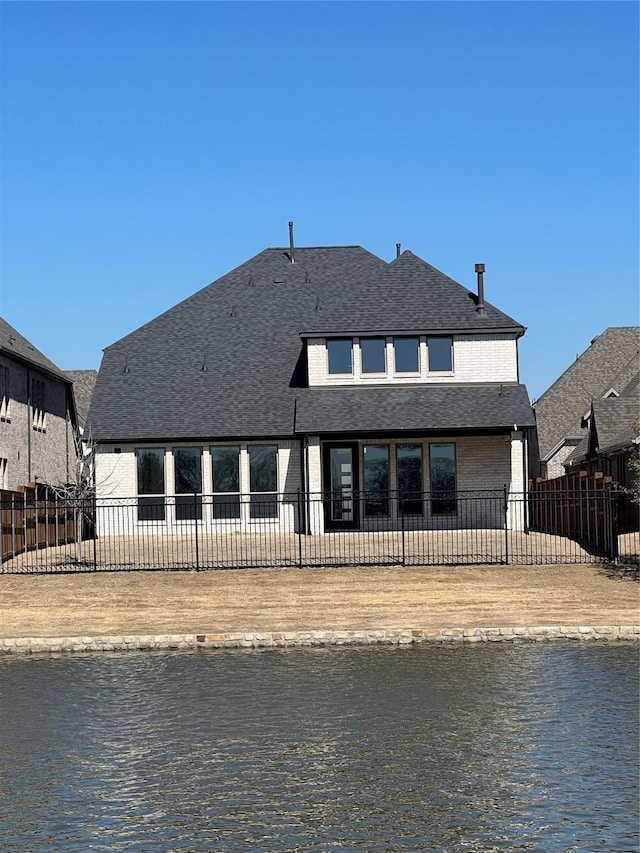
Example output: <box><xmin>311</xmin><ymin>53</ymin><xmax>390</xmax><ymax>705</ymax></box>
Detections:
<box><xmin>0</xmin><ymin>563</ymin><xmax>637</xmax><ymax>639</ymax></box>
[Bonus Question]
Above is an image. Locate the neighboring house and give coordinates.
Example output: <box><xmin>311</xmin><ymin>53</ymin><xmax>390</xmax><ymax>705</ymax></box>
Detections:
<box><xmin>533</xmin><ymin>327</ymin><xmax>640</xmax><ymax>479</ymax></box>
<box><xmin>88</xmin><ymin>234</ymin><xmax>535</xmax><ymax>534</ymax></box>
<box><xmin>0</xmin><ymin>317</ymin><xmax>79</xmax><ymax>492</ymax></box>
<box><xmin>564</xmin><ymin>372</ymin><xmax>639</xmax><ymax>487</ymax></box>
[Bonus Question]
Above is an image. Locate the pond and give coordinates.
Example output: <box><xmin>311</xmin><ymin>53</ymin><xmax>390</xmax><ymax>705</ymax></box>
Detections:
<box><xmin>0</xmin><ymin>644</ymin><xmax>637</xmax><ymax>852</ymax></box>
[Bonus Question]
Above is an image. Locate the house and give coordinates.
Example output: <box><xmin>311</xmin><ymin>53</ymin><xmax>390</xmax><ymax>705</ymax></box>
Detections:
<box><xmin>0</xmin><ymin>317</ymin><xmax>79</xmax><ymax>492</ymax></box>
<box><xmin>533</xmin><ymin>327</ymin><xmax>639</xmax><ymax>479</ymax></box>
<box><xmin>564</xmin><ymin>371</ymin><xmax>639</xmax><ymax>487</ymax></box>
<box><xmin>88</xmin><ymin>231</ymin><xmax>535</xmax><ymax>535</ymax></box>
<box><xmin>64</xmin><ymin>370</ymin><xmax>98</xmax><ymax>433</ymax></box>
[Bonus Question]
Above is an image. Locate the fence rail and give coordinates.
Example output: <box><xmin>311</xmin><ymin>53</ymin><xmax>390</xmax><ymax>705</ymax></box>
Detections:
<box><xmin>1</xmin><ymin>489</ymin><xmax>638</xmax><ymax>574</ymax></box>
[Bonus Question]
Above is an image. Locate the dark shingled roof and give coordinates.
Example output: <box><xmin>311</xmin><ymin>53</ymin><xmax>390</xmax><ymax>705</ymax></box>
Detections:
<box><xmin>589</xmin><ymin>396</ymin><xmax>640</xmax><ymax>455</ymax></box>
<box><xmin>65</xmin><ymin>370</ymin><xmax>98</xmax><ymax>427</ymax></box>
<box><xmin>0</xmin><ymin>316</ymin><xmax>70</xmax><ymax>382</ymax></box>
<box><xmin>88</xmin><ymin>246</ymin><xmax>528</xmax><ymax>442</ymax></box>
<box><xmin>534</xmin><ymin>327</ymin><xmax>640</xmax><ymax>461</ymax></box>
<box><xmin>295</xmin><ymin>384</ymin><xmax>535</xmax><ymax>434</ymax></box>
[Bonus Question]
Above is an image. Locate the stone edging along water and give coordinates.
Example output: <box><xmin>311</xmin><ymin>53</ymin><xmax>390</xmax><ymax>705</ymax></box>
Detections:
<box><xmin>0</xmin><ymin>625</ymin><xmax>638</xmax><ymax>654</ymax></box>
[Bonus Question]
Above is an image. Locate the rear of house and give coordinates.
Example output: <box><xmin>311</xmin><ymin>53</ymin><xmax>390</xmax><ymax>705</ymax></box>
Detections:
<box><xmin>88</xmin><ymin>236</ymin><xmax>535</xmax><ymax>537</ymax></box>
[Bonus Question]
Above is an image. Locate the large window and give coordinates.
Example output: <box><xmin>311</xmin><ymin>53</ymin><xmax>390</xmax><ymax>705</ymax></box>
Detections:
<box><xmin>361</xmin><ymin>338</ymin><xmax>386</xmax><ymax>374</ymax></box>
<box><xmin>429</xmin><ymin>444</ymin><xmax>456</xmax><ymax>515</ymax></box>
<box><xmin>363</xmin><ymin>445</ymin><xmax>389</xmax><ymax>516</ymax></box>
<box><xmin>137</xmin><ymin>448</ymin><xmax>166</xmax><ymax>521</ymax></box>
<box><xmin>212</xmin><ymin>446</ymin><xmax>241</xmax><ymax>519</ymax></box>
<box><xmin>397</xmin><ymin>445</ymin><xmax>423</xmax><ymax>515</ymax></box>
<box><xmin>393</xmin><ymin>337</ymin><xmax>420</xmax><ymax>373</ymax></box>
<box><xmin>427</xmin><ymin>337</ymin><xmax>453</xmax><ymax>372</ymax></box>
<box><xmin>174</xmin><ymin>447</ymin><xmax>203</xmax><ymax>520</ymax></box>
<box><xmin>327</xmin><ymin>339</ymin><xmax>353</xmax><ymax>375</ymax></box>
<box><xmin>249</xmin><ymin>445</ymin><xmax>278</xmax><ymax>519</ymax></box>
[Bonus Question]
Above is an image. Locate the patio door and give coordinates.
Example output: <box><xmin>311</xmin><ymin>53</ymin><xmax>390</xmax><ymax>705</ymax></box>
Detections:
<box><xmin>323</xmin><ymin>443</ymin><xmax>359</xmax><ymax>530</ymax></box>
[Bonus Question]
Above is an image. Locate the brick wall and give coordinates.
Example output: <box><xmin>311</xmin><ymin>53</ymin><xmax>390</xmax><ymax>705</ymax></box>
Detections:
<box><xmin>0</xmin><ymin>355</ymin><xmax>76</xmax><ymax>491</ymax></box>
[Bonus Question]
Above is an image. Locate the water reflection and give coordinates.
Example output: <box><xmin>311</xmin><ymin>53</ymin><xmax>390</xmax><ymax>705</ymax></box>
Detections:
<box><xmin>0</xmin><ymin>644</ymin><xmax>637</xmax><ymax>852</ymax></box>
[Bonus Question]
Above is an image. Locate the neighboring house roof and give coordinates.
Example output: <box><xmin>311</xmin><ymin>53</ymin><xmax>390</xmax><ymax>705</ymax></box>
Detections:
<box><xmin>0</xmin><ymin>316</ymin><xmax>71</xmax><ymax>383</ymax></box>
<box><xmin>65</xmin><ymin>370</ymin><xmax>98</xmax><ymax>428</ymax></box>
<box><xmin>533</xmin><ymin>327</ymin><xmax>639</xmax><ymax>462</ymax></box>
<box><xmin>295</xmin><ymin>384</ymin><xmax>535</xmax><ymax>434</ymax></box>
<box><xmin>88</xmin><ymin>246</ymin><xmax>528</xmax><ymax>442</ymax></box>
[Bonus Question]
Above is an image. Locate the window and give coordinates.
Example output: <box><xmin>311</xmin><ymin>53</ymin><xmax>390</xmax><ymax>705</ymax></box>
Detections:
<box><xmin>212</xmin><ymin>446</ymin><xmax>241</xmax><ymax>519</ymax></box>
<box><xmin>174</xmin><ymin>447</ymin><xmax>203</xmax><ymax>520</ymax></box>
<box><xmin>397</xmin><ymin>445</ymin><xmax>423</xmax><ymax>515</ymax></box>
<box><xmin>363</xmin><ymin>444</ymin><xmax>389</xmax><ymax>516</ymax></box>
<box><xmin>0</xmin><ymin>366</ymin><xmax>9</xmax><ymax>421</ymax></box>
<box><xmin>429</xmin><ymin>444</ymin><xmax>456</xmax><ymax>515</ymax></box>
<box><xmin>427</xmin><ymin>337</ymin><xmax>453</xmax><ymax>372</ymax></box>
<box><xmin>361</xmin><ymin>338</ymin><xmax>386</xmax><ymax>374</ymax></box>
<box><xmin>31</xmin><ymin>378</ymin><xmax>46</xmax><ymax>431</ymax></box>
<box><xmin>327</xmin><ymin>339</ymin><xmax>353</xmax><ymax>375</ymax></box>
<box><xmin>0</xmin><ymin>457</ymin><xmax>7</xmax><ymax>489</ymax></box>
<box><xmin>393</xmin><ymin>337</ymin><xmax>419</xmax><ymax>373</ymax></box>
<box><xmin>137</xmin><ymin>448</ymin><xmax>166</xmax><ymax>521</ymax></box>
<box><xmin>249</xmin><ymin>445</ymin><xmax>278</xmax><ymax>519</ymax></box>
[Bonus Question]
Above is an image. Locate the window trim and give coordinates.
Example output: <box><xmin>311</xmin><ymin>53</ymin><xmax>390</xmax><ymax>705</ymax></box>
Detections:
<box><xmin>326</xmin><ymin>338</ymin><xmax>354</xmax><ymax>376</ymax></box>
<box><xmin>360</xmin><ymin>337</ymin><xmax>387</xmax><ymax>375</ymax></box>
<box><xmin>429</xmin><ymin>442</ymin><xmax>457</xmax><ymax>516</ymax></box>
<box><xmin>426</xmin><ymin>336</ymin><xmax>454</xmax><ymax>374</ymax></box>
<box><xmin>211</xmin><ymin>444</ymin><xmax>242</xmax><ymax>521</ymax></box>
<box><xmin>136</xmin><ymin>447</ymin><xmax>166</xmax><ymax>522</ymax></box>
<box><xmin>392</xmin><ymin>336</ymin><xmax>421</xmax><ymax>375</ymax></box>
<box><xmin>248</xmin><ymin>444</ymin><xmax>279</xmax><ymax>521</ymax></box>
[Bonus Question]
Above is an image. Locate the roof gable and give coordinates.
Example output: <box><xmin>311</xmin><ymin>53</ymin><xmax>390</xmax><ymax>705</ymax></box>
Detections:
<box><xmin>88</xmin><ymin>245</ymin><xmax>527</xmax><ymax>441</ymax></box>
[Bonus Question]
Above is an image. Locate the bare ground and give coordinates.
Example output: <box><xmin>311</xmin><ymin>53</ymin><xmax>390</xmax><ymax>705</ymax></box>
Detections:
<box><xmin>0</xmin><ymin>564</ymin><xmax>637</xmax><ymax>639</ymax></box>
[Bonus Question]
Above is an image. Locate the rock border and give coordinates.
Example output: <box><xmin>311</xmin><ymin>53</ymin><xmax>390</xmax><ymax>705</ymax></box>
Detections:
<box><xmin>0</xmin><ymin>625</ymin><xmax>638</xmax><ymax>654</ymax></box>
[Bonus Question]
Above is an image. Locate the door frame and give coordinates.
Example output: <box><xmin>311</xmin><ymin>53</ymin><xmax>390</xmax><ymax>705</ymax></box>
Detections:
<box><xmin>322</xmin><ymin>442</ymin><xmax>360</xmax><ymax>530</ymax></box>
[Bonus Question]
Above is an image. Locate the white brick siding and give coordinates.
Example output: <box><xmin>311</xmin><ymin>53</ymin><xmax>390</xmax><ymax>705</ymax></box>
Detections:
<box><xmin>307</xmin><ymin>335</ymin><xmax>518</xmax><ymax>387</ymax></box>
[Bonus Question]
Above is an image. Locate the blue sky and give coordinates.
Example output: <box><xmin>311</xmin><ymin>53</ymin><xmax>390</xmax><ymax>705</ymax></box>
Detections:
<box><xmin>1</xmin><ymin>1</ymin><xmax>637</xmax><ymax>400</ymax></box>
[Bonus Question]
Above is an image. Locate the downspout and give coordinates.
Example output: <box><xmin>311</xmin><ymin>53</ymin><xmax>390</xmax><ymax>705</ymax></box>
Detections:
<box><xmin>299</xmin><ymin>434</ymin><xmax>310</xmax><ymax>534</ymax></box>
<box><xmin>26</xmin><ymin>366</ymin><xmax>32</xmax><ymax>482</ymax></box>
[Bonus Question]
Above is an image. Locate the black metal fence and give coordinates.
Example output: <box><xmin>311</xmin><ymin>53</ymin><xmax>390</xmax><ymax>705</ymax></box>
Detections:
<box><xmin>1</xmin><ymin>489</ymin><xmax>638</xmax><ymax>574</ymax></box>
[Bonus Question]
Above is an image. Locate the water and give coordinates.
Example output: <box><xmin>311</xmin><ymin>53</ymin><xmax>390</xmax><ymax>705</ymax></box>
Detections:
<box><xmin>0</xmin><ymin>644</ymin><xmax>637</xmax><ymax>852</ymax></box>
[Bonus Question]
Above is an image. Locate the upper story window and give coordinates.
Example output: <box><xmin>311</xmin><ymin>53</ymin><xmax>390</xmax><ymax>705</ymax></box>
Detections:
<box><xmin>393</xmin><ymin>337</ymin><xmax>420</xmax><ymax>373</ymax></box>
<box><xmin>136</xmin><ymin>448</ymin><xmax>166</xmax><ymax>521</ymax></box>
<box><xmin>327</xmin><ymin>339</ymin><xmax>353</xmax><ymax>375</ymax></box>
<box><xmin>427</xmin><ymin>336</ymin><xmax>453</xmax><ymax>372</ymax></box>
<box><xmin>361</xmin><ymin>338</ymin><xmax>386</xmax><ymax>374</ymax></box>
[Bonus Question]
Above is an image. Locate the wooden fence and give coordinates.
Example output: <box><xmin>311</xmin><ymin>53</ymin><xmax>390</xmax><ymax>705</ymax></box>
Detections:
<box><xmin>529</xmin><ymin>470</ymin><xmax>639</xmax><ymax>559</ymax></box>
<box><xmin>1</xmin><ymin>484</ymin><xmax>90</xmax><ymax>564</ymax></box>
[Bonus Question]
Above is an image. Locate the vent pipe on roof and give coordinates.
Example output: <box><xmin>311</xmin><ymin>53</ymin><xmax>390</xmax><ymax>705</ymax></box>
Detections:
<box><xmin>396</xmin><ymin>243</ymin><xmax>401</xmax><ymax>258</ymax></box>
<box><xmin>288</xmin><ymin>221</ymin><xmax>295</xmax><ymax>264</ymax></box>
<box><xmin>474</xmin><ymin>263</ymin><xmax>487</xmax><ymax>316</ymax></box>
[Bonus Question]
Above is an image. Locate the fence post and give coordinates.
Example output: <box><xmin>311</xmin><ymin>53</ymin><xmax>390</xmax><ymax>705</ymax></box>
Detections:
<box><xmin>605</xmin><ymin>489</ymin><xmax>619</xmax><ymax>563</ymax></box>
<box><xmin>11</xmin><ymin>492</ymin><xmax>16</xmax><ymax>557</ymax></box>
<box><xmin>194</xmin><ymin>491</ymin><xmax>200</xmax><ymax>571</ymax></box>
<box><xmin>92</xmin><ymin>493</ymin><xmax>98</xmax><ymax>571</ymax></box>
<box><xmin>401</xmin><ymin>495</ymin><xmax>406</xmax><ymax>568</ymax></box>
<box><xmin>503</xmin><ymin>485</ymin><xmax>509</xmax><ymax>565</ymax></box>
<box><xmin>297</xmin><ymin>489</ymin><xmax>303</xmax><ymax>569</ymax></box>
